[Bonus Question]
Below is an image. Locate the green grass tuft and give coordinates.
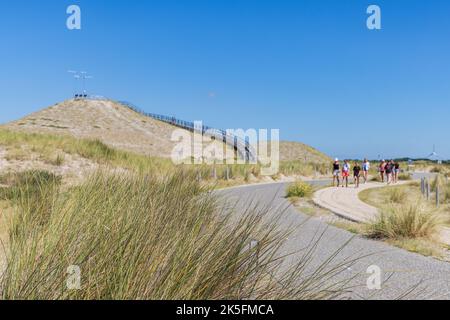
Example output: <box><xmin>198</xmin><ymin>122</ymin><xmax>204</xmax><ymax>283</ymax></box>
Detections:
<box><xmin>389</xmin><ymin>188</ymin><xmax>408</xmax><ymax>204</ymax></box>
<box><xmin>365</xmin><ymin>202</ymin><xmax>442</xmax><ymax>240</ymax></box>
<box><xmin>286</xmin><ymin>181</ymin><xmax>313</xmax><ymax>198</ymax></box>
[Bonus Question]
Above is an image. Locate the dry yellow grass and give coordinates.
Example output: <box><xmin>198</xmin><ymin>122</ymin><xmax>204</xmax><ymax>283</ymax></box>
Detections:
<box><xmin>1</xmin><ymin>99</ymin><xmax>332</xmax><ymax>175</ymax></box>
<box><xmin>0</xmin><ymin>170</ymin><xmax>355</xmax><ymax>300</ymax></box>
<box><xmin>2</xmin><ymin>99</ymin><xmax>234</xmax><ymax>160</ymax></box>
<box><xmin>275</xmin><ymin>141</ymin><xmax>331</xmax><ymax>163</ymax></box>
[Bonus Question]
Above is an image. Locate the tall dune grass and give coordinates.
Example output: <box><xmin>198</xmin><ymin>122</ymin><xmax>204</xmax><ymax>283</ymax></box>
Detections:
<box><xmin>366</xmin><ymin>202</ymin><xmax>442</xmax><ymax>240</ymax></box>
<box><xmin>0</xmin><ymin>170</ymin><xmax>354</xmax><ymax>300</ymax></box>
<box><xmin>0</xmin><ymin>171</ymin><xmax>61</xmax><ymax>240</ymax></box>
<box><xmin>0</xmin><ymin>128</ymin><xmax>329</xmax><ymax>180</ymax></box>
<box><xmin>0</xmin><ymin>129</ymin><xmax>173</xmax><ymax>173</ymax></box>
<box><xmin>443</xmin><ymin>184</ymin><xmax>450</xmax><ymax>204</ymax></box>
<box><xmin>389</xmin><ymin>188</ymin><xmax>408</xmax><ymax>204</ymax></box>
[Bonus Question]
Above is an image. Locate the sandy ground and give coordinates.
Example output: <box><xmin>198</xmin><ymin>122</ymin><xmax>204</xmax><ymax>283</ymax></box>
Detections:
<box><xmin>0</xmin><ymin>146</ymin><xmax>98</xmax><ymax>186</ymax></box>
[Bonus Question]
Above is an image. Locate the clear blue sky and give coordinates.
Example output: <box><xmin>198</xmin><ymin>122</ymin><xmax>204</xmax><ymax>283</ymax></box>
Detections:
<box><xmin>1</xmin><ymin>0</ymin><xmax>449</xmax><ymax>160</ymax></box>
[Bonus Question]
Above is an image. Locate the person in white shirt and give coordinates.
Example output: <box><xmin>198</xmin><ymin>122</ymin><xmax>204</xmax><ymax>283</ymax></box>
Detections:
<box><xmin>342</xmin><ymin>160</ymin><xmax>350</xmax><ymax>188</ymax></box>
<box><xmin>362</xmin><ymin>159</ymin><xmax>370</xmax><ymax>183</ymax></box>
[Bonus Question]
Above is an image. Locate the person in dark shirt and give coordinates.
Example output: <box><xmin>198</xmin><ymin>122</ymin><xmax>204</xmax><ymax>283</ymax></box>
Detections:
<box><xmin>353</xmin><ymin>163</ymin><xmax>362</xmax><ymax>188</ymax></box>
<box><xmin>332</xmin><ymin>158</ymin><xmax>340</xmax><ymax>187</ymax></box>
<box><xmin>385</xmin><ymin>160</ymin><xmax>393</xmax><ymax>184</ymax></box>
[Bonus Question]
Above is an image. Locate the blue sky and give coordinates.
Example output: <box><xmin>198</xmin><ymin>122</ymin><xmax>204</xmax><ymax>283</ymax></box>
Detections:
<box><xmin>1</xmin><ymin>0</ymin><xmax>449</xmax><ymax>159</ymax></box>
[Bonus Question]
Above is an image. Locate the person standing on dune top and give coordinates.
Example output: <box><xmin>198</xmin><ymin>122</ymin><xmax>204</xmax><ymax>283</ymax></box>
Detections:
<box><xmin>332</xmin><ymin>158</ymin><xmax>340</xmax><ymax>187</ymax></box>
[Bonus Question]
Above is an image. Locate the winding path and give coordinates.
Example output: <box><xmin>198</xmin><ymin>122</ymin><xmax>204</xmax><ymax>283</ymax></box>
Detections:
<box><xmin>313</xmin><ymin>180</ymin><xmax>450</xmax><ymax>245</ymax></box>
<box><xmin>218</xmin><ymin>180</ymin><xmax>450</xmax><ymax>300</ymax></box>
<box><xmin>313</xmin><ymin>182</ymin><xmax>384</xmax><ymax>223</ymax></box>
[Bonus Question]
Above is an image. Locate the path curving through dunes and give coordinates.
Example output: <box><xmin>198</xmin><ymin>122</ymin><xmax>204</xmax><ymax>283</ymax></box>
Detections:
<box><xmin>218</xmin><ymin>180</ymin><xmax>450</xmax><ymax>300</ymax></box>
<box><xmin>313</xmin><ymin>178</ymin><xmax>450</xmax><ymax>246</ymax></box>
<box><xmin>313</xmin><ymin>182</ymin><xmax>385</xmax><ymax>223</ymax></box>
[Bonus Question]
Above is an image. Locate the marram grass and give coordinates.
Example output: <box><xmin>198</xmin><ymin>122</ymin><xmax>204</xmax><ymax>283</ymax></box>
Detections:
<box><xmin>365</xmin><ymin>202</ymin><xmax>443</xmax><ymax>240</ymax></box>
<box><xmin>0</xmin><ymin>170</ymin><xmax>355</xmax><ymax>300</ymax></box>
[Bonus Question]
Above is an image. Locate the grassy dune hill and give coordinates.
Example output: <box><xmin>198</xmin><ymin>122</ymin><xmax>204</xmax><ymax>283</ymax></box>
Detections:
<box><xmin>0</xmin><ymin>99</ymin><xmax>332</xmax><ymax>184</ymax></box>
<box><xmin>2</xmin><ymin>99</ymin><xmax>232</xmax><ymax>159</ymax></box>
<box><xmin>3</xmin><ymin>99</ymin><xmax>331</xmax><ymax>164</ymax></box>
<box><xmin>278</xmin><ymin>141</ymin><xmax>331</xmax><ymax>163</ymax></box>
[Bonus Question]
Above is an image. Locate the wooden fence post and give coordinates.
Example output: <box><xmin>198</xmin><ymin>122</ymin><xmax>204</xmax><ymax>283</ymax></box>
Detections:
<box><xmin>426</xmin><ymin>179</ymin><xmax>430</xmax><ymax>200</ymax></box>
<box><xmin>436</xmin><ymin>184</ymin><xmax>440</xmax><ymax>207</ymax></box>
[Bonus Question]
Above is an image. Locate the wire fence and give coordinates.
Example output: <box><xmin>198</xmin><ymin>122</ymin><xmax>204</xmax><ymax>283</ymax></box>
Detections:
<box><xmin>117</xmin><ymin>100</ymin><xmax>255</xmax><ymax>161</ymax></box>
<box><xmin>73</xmin><ymin>95</ymin><xmax>256</xmax><ymax>161</ymax></box>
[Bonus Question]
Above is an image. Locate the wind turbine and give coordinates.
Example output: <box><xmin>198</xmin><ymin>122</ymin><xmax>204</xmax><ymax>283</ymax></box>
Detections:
<box><xmin>427</xmin><ymin>144</ymin><xmax>442</xmax><ymax>164</ymax></box>
<box><xmin>428</xmin><ymin>145</ymin><xmax>437</xmax><ymax>158</ymax></box>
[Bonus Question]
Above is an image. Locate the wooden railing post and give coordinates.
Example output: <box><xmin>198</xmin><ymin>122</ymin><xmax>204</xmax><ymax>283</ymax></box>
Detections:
<box><xmin>212</xmin><ymin>165</ymin><xmax>217</xmax><ymax>180</ymax></box>
<box><xmin>436</xmin><ymin>184</ymin><xmax>440</xmax><ymax>207</ymax></box>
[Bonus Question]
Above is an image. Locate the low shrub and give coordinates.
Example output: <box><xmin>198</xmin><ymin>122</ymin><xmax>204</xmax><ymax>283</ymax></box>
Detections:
<box><xmin>366</xmin><ymin>202</ymin><xmax>442</xmax><ymax>240</ymax></box>
<box><xmin>286</xmin><ymin>181</ymin><xmax>313</xmax><ymax>198</ymax></box>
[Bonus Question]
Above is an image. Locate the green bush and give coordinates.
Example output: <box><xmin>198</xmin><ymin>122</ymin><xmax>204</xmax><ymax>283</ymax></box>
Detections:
<box><xmin>286</xmin><ymin>181</ymin><xmax>313</xmax><ymax>198</ymax></box>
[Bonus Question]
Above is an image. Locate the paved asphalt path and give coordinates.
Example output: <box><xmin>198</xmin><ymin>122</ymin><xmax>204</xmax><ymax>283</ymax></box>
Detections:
<box><xmin>217</xmin><ymin>179</ymin><xmax>450</xmax><ymax>300</ymax></box>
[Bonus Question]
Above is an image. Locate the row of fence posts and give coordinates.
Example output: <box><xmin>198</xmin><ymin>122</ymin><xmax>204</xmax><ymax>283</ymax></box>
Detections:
<box><xmin>196</xmin><ymin>165</ymin><xmax>233</xmax><ymax>182</ymax></box>
<box><xmin>195</xmin><ymin>165</ymin><xmax>330</xmax><ymax>182</ymax></box>
<box><xmin>421</xmin><ymin>177</ymin><xmax>442</xmax><ymax>208</ymax></box>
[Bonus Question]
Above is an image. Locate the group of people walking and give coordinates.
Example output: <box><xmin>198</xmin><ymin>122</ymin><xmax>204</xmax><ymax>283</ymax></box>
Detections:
<box><xmin>332</xmin><ymin>158</ymin><xmax>401</xmax><ymax>188</ymax></box>
<box><xmin>378</xmin><ymin>159</ymin><xmax>401</xmax><ymax>185</ymax></box>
